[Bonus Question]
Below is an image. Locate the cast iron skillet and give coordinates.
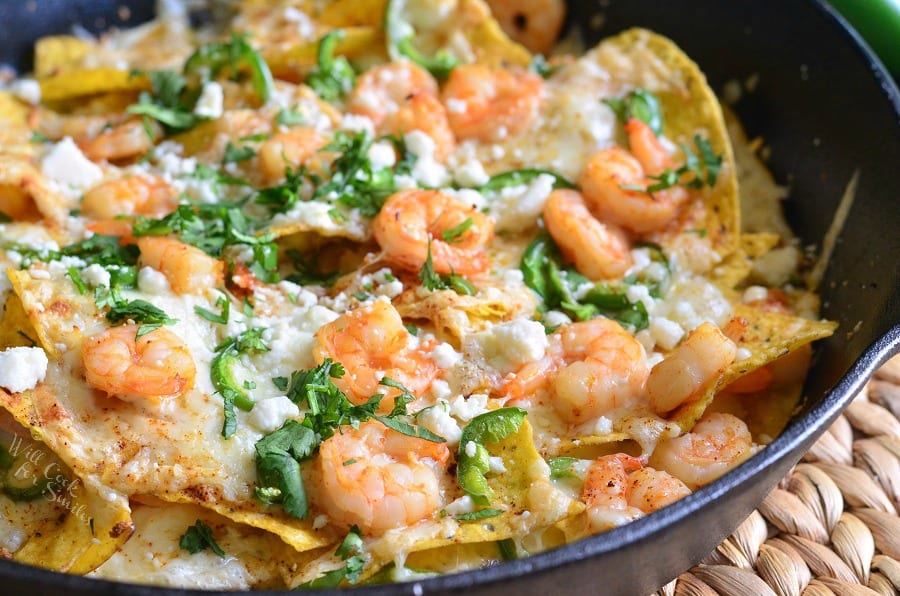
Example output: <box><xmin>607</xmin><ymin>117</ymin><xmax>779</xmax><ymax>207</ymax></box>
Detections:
<box><xmin>1</xmin><ymin>0</ymin><xmax>898</xmax><ymax>594</ymax></box>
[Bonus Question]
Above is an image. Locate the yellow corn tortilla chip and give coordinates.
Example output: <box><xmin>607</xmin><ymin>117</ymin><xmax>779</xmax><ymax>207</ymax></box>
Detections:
<box><xmin>666</xmin><ymin>305</ymin><xmax>837</xmax><ymax>431</ymax></box>
<box><xmin>39</xmin><ymin>69</ymin><xmax>149</xmax><ymax>104</ymax></box>
<box><xmin>457</xmin><ymin>0</ymin><xmax>531</xmax><ymax>67</ymax></box>
<box><xmin>0</xmin><ymin>292</ymin><xmax>40</xmax><ymax>350</ymax></box>
<box><xmin>263</xmin><ymin>27</ymin><xmax>384</xmax><ymax>81</ymax></box>
<box><xmin>8</xmin><ymin>268</ymin><xmax>101</xmax><ymax>359</ymax></box>
<box><xmin>0</xmin><ymin>157</ymin><xmax>77</xmax><ymax>223</ymax></box>
<box><xmin>600</xmin><ymin>29</ymin><xmax>739</xmax><ymax>256</ymax></box>
<box><xmin>319</xmin><ymin>0</ymin><xmax>387</xmax><ymax>27</ymax></box>
<box><xmin>0</xmin><ymin>92</ymin><xmax>30</xmax><ymax>125</ymax></box>
<box><xmin>0</xmin><ymin>390</ymin><xmax>133</xmax><ymax>573</ymax></box>
<box><xmin>714</xmin><ymin>232</ymin><xmax>782</xmax><ymax>289</ymax></box>
<box><xmin>34</xmin><ymin>36</ymin><xmax>92</xmax><ymax>79</ymax></box>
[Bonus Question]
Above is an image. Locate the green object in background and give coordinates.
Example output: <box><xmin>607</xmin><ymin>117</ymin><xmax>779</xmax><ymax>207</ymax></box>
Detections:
<box><xmin>828</xmin><ymin>0</ymin><xmax>900</xmax><ymax>79</ymax></box>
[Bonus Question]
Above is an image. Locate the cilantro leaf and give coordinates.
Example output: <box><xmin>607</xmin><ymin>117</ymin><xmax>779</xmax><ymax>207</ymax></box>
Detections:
<box><xmin>183</xmin><ymin>34</ymin><xmax>273</xmax><ymax>103</ymax></box>
<box><xmin>529</xmin><ymin>54</ymin><xmax>562</xmax><ymax>79</ymax></box>
<box><xmin>418</xmin><ymin>239</ymin><xmax>475</xmax><ymax>295</ymax></box>
<box><xmin>275</xmin><ymin>108</ymin><xmax>306</xmax><ymax>127</ymax></box>
<box><xmin>179</xmin><ymin>520</ymin><xmax>225</xmax><ymax>557</ymax></box>
<box><xmin>222</xmin><ymin>142</ymin><xmax>256</xmax><ymax>164</ymax></box>
<box><xmin>307</xmin><ymin>30</ymin><xmax>356</xmax><ymax>102</ymax></box>
<box><xmin>299</xmin><ymin>527</ymin><xmax>366</xmax><ymax>588</ymax></box>
<box><xmin>548</xmin><ymin>456</ymin><xmax>580</xmax><ymax>480</ymax></box>
<box><xmin>457</xmin><ymin>408</ymin><xmax>527</xmax><ymax>505</ymax></box>
<box><xmin>478</xmin><ymin>168</ymin><xmax>576</xmax><ymax>193</ymax></box>
<box><xmin>254</xmin><ymin>420</ymin><xmax>316</xmax><ymax>519</ymax></box>
<box><xmin>441</xmin><ymin>218</ymin><xmax>473</xmax><ymax>242</ymax></box>
<box><xmin>127</xmin><ymin>69</ymin><xmax>206</xmax><ymax>132</ymax></box>
<box><xmin>194</xmin><ymin>295</ymin><xmax>231</xmax><ymax>325</ymax></box>
<box><xmin>603</xmin><ymin>88</ymin><xmax>663</xmax><ymax>136</ymax></box>
<box><xmin>100</xmin><ymin>289</ymin><xmax>178</xmax><ymax>338</ymax></box>
<box><xmin>454</xmin><ymin>508</ymin><xmax>504</xmax><ymax>521</ymax></box>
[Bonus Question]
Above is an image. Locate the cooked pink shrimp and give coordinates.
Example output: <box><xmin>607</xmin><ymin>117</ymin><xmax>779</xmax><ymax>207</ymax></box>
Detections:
<box><xmin>136</xmin><ymin>236</ymin><xmax>224</xmax><ymax>295</ymax></box>
<box><xmin>313</xmin><ymin>300</ymin><xmax>438</xmax><ymax>408</ymax></box>
<box><xmin>646</xmin><ymin>322</ymin><xmax>737</xmax><ymax>415</ymax></box>
<box><xmin>82</xmin><ymin>324</ymin><xmax>196</xmax><ymax>403</ymax></box>
<box><xmin>313</xmin><ymin>421</ymin><xmax>450</xmax><ymax>535</ymax></box>
<box><xmin>579</xmin><ymin>119</ymin><xmax>688</xmax><ymax>235</ymax></box>
<box><xmin>388</xmin><ymin>93</ymin><xmax>456</xmax><ymax>162</ymax></box>
<box><xmin>372</xmin><ymin>189</ymin><xmax>494</xmax><ymax>276</ymax></box>
<box><xmin>486</xmin><ymin>0</ymin><xmax>566</xmax><ymax>55</ymax></box>
<box><xmin>82</xmin><ymin>176</ymin><xmax>178</xmax><ymax>220</ymax></box>
<box><xmin>441</xmin><ymin>64</ymin><xmax>543</xmax><ymax>142</ymax></box>
<box><xmin>582</xmin><ymin>454</ymin><xmax>691</xmax><ymax>530</ymax></box>
<box><xmin>542</xmin><ymin>189</ymin><xmax>633</xmax><ymax>280</ymax></box>
<box><xmin>77</xmin><ymin>119</ymin><xmax>162</xmax><ymax>162</ymax></box>
<box><xmin>504</xmin><ymin>318</ymin><xmax>649</xmax><ymax>424</ymax></box>
<box><xmin>649</xmin><ymin>412</ymin><xmax>755</xmax><ymax>490</ymax></box>
<box><xmin>257</xmin><ymin>128</ymin><xmax>329</xmax><ymax>184</ymax></box>
<box><xmin>347</xmin><ymin>61</ymin><xmax>439</xmax><ymax>130</ymax></box>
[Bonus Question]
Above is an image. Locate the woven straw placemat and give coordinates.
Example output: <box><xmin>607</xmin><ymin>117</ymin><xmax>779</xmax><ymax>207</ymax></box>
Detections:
<box><xmin>652</xmin><ymin>355</ymin><xmax>900</xmax><ymax>596</ymax></box>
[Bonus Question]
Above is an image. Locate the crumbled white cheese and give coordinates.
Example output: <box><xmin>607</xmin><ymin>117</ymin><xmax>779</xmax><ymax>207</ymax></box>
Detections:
<box><xmin>488</xmin><ymin>456</ymin><xmax>507</xmax><ymax>473</ymax></box>
<box><xmin>138</xmin><ymin>266</ymin><xmax>171</xmax><ymax>294</ymax></box>
<box><xmin>431</xmin><ymin>342</ymin><xmax>463</xmax><ymax>368</ymax></box>
<box><xmin>248</xmin><ymin>396</ymin><xmax>301</xmax><ymax>433</ymax></box>
<box><xmin>448</xmin><ymin>393</ymin><xmax>489</xmax><ymax>422</ymax></box>
<box><xmin>404</xmin><ymin>130</ymin><xmax>451</xmax><ymax>188</ymax></box>
<box><xmin>340</xmin><ymin>114</ymin><xmax>376</xmax><ymax>136</ymax></box>
<box><xmin>592</xmin><ymin>416</ymin><xmax>613</xmax><ymax>435</ymax></box>
<box><xmin>367</xmin><ymin>140</ymin><xmax>396</xmax><ymax>170</ymax></box>
<box><xmin>193</xmin><ymin>81</ymin><xmax>224</xmax><ymax>119</ymax></box>
<box><xmin>742</xmin><ymin>285</ymin><xmax>769</xmax><ymax>303</ymax></box>
<box><xmin>488</xmin><ymin>174</ymin><xmax>555</xmax><ymax>233</ymax></box>
<box><xmin>443</xmin><ymin>495</ymin><xmax>475</xmax><ymax>515</ymax></box>
<box><xmin>736</xmin><ymin>347</ymin><xmax>752</xmax><ymax>361</ymax></box>
<box><xmin>464</xmin><ymin>441</ymin><xmax>477</xmax><ymax>458</ymax></box>
<box><xmin>42</xmin><ymin>137</ymin><xmax>103</xmax><ymax>188</ymax></box>
<box><xmin>0</xmin><ymin>347</ymin><xmax>48</xmax><ymax>392</ymax></box>
<box><xmin>454</xmin><ymin>158</ymin><xmax>490</xmax><ymax>187</ymax></box>
<box><xmin>543</xmin><ymin>310</ymin><xmax>572</xmax><ymax>329</ymax></box>
<box><xmin>9</xmin><ymin>78</ymin><xmax>41</xmax><ymax>104</ymax></box>
<box><xmin>649</xmin><ymin>317</ymin><xmax>684</xmax><ymax>351</ymax></box>
<box><xmin>416</xmin><ymin>402</ymin><xmax>462</xmax><ymax>444</ymax></box>
<box><xmin>466</xmin><ymin>319</ymin><xmax>548</xmax><ymax>374</ymax></box>
<box><xmin>81</xmin><ymin>264</ymin><xmax>112</xmax><ymax>288</ymax></box>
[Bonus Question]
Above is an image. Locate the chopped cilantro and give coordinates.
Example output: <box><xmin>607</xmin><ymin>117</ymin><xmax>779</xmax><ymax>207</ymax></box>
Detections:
<box><xmin>98</xmin><ymin>288</ymin><xmax>178</xmax><ymax>338</ymax></box>
<box><xmin>454</xmin><ymin>508</ymin><xmax>504</xmax><ymax>521</ymax></box>
<box><xmin>254</xmin><ymin>420</ymin><xmax>316</xmax><ymax>518</ymax></box>
<box><xmin>126</xmin><ymin>69</ymin><xmax>206</xmax><ymax>132</ymax></box>
<box><xmin>29</xmin><ymin>131</ymin><xmax>51</xmax><ymax>143</ymax></box>
<box><xmin>478</xmin><ymin>168</ymin><xmax>576</xmax><ymax>193</ymax></box>
<box><xmin>179</xmin><ymin>520</ymin><xmax>225</xmax><ymax>557</ymax></box>
<box><xmin>67</xmin><ymin>267</ymin><xmax>88</xmax><ymax>295</ymax></box>
<box><xmin>418</xmin><ymin>239</ymin><xmax>475</xmax><ymax>295</ymax></box>
<box><xmin>298</xmin><ymin>527</ymin><xmax>366</xmax><ymax>588</ymax></box>
<box><xmin>275</xmin><ymin>107</ymin><xmax>306</xmax><ymax>127</ymax></box>
<box><xmin>222</xmin><ymin>142</ymin><xmax>256</xmax><ymax>163</ymax></box>
<box><xmin>194</xmin><ymin>295</ymin><xmax>231</xmax><ymax>325</ymax></box>
<box><xmin>604</xmin><ymin>88</ymin><xmax>663</xmax><ymax>136</ymax></box>
<box><xmin>306</xmin><ymin>30</ymin><xmax>356</xmax><ymax>102</ymax></box>
<box><xmin>529</xmin><ymin>54</ymin><xmax>562</xmax><ymax>79</ymax></box>
<box><xmin>548</xmin><ymin>456</ymin><xmax>580</xmax><ymax>480</ymax></box>
<box><xmin>441</xmin><ymin>218</ymin><xmax>473</xmax><ymax>242</ymax></box>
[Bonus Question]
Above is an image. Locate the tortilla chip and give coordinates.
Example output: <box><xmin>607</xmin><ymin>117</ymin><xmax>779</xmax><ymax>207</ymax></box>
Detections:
<box><xmin>598</xmin><ymin>29</ymin><xmax>739</xmax><ymax>255</ymax></box>
<box><xmin>395</xmin><ymin>284</ymin><xmax>537</xmax><ymax>344</ymax></box>
<box><xmin>714</xmin><ymin>232</ymin><xmax>781</xmax><ymax>289</ymax></box>
<box><xmin>319</xmin><ymin>0</ymin><xmax>387</xmax><ymax>27</ymax></box>
<box><xmin>39</xmin><ymin>69</ymin><xmax>149</xmax><ymax>104</ymax></box>
<box><xmin>0</xmin><ymin>92</ymin><xmax>30</xmax><ymax>126</ymax></box>
<box><xmin>0</xmin><ymin>391</ymin><xmax>133</xmax><ymax>573</ymax></box>
<box><xmin>0</xmin><ymin>157</ymin><xmax>76</xmax><ymax>223</ymax></box>
<box><xmin>457</xmin><ymin>0</ymin><xmax>531</xmax><ymax>67</ymax></box>
<box><xmin>0</xmin><ymin>292</ymin><xmax>40</xmax><ymax>350</ymax></box>
<box><xmin>667</xmin><ymin>304</ymin><xmax>837</xmax><ymax>431</ymax></box>
<box><xmin>8</xmin><ymin>269</ymin><xmax>102</xmax><ymax>359</ymax></box>
<box><xmin>34</xmin><ymin>36</ymin><xmax>92</xmax><ymax>79</ymax></box>
<box><xmin>263</xmin><ymin>28</ymin><xmax>384</xmax><ymax>82</ymax></box>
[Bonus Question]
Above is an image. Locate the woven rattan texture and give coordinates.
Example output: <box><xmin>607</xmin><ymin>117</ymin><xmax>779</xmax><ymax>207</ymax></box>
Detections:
<box><xmin>654</xmin><ymin>355</ymin><xmax>900</xmax><ymax>596</ymax></box>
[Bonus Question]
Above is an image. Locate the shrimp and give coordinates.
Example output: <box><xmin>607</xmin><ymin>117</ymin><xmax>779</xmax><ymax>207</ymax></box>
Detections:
<box><xmin>77</xmin><ymin>119</ymin><xmax>162</xmax><ymax>162</ymax></box>
<box><xmin>347</xmin><ymin>61</ymin><xmax>439</xmax><ymax>130</ymax></box>
<box><xmin>136</xmin><ymin>236</ymin><xmax>224</xmax><ymax>295</ymax></box>
<box><xmin>579</xmin><ymin>119</ymin><xmax>688</xmax><ymax>234</ymax></box>
<box><xmin>388</xmin><ymin>93</ymin><xmax>456</xmax><ymax>162</ymax></box>
<box><xmin>82</xmin><ymin>324</ymin><xmax>196</xmax><ymax>403</ymax></box>
<box><xmin>550</xmin><ymin>318</ymin><xmax>650</xmax><ymax>424</ymax></box>
<box><xmin>0</xmin><ymin>186</ymin><xmax>40</xmax><ymax>221</ymax></box>
<box><xmin>372</xmin><ymin>189</ymin><xmax>494</xmax><ymax>276</ymax></box>
<box><xmin>312</xmin><ymin>300</ymin><xmax>438</xmax><ymax>408</ymax></box>
<box><xmin>485</xmin><ymin>0</ymin><xmax>566</xmax><ymax>55</ymax></box>
<box><xmin>441</xmin><ymin>64</ymin><xmax>543</xmax><ymax>142</ymax></box>
<box><xmin>649</xmin><ymin>412</ymin><xmax>755</xmax><ymax>489</ymax></box>
<box><xmin>542</xmin><ymin>189</ymin><xmax>633</xmax><ymax>280</ymax></box>
<box><xmin>504</xmin><ymin>318</ymin><xmax>649</xmax><ymax>425</ymax></box>
<box><xmin>582</xmin><ymin>454</ymin><xmax>691</xmax><ymax>530</ymax></box>
<box><xmin>646</xmin><ymin>322</ymin><xmax>737</xmax><ymax>415</ymax></box>
<box><xmin>312</xmin><ymin>421</ymin><xmax>450</xmax><ymax>534</ymax></box>
<box><xmin>257</xmin><ymin>128</ymin><xmax>328</xmax><ymax>184</ymax></box>
<box><xmin>82</xmin><ymin>176</ymin><xmax>178</xmax><ymax>220</ymax></box>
